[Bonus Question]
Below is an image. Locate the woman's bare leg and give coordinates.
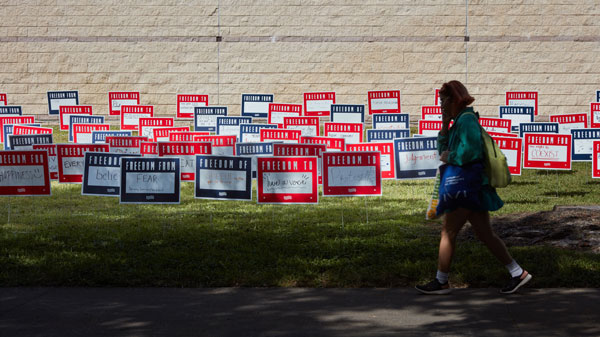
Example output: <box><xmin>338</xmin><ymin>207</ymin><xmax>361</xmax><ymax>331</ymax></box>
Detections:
<box><xmin>438</xmin><ymin>208</ymin><xmax>470</xmax><ymax>273</ymax></box>
<box><xmin>468</xmin><ymin>210</ymin><xmax>512</xmax><ymax>265</ymax></box>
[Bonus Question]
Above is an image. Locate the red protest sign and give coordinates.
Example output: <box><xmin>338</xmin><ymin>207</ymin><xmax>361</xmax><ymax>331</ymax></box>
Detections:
<box><xmin>593</xmin><ymin>141</ymin><xmax>600</xmax><ymax>178</ymax></box>
<box><xmin>368</xmin><ymin>90</ymin><xmax>401</xmax><ymax>115</ymax></box>
<box><xmin>120</xmin><ymin>105</ymin><xmax>153</xmax><ymax>131</ymax></box>
<box><xmin>550</xmin><ymin>113</ymin><xmax>588</xmax><ymax>134</ymax></box>
<box><xmin>421</xmin><ymin>106</ymin><xmax>442</xmax><ymax>120</ymax></box>
<box><xmin>435</xmin><ymin>89</ymin><xmax>441</xmax><ymax>106</ymax></box>
<box><xmin>300</xmin><ymin>136</ymin><xmax>345</xmax><ymax>152</ymax></box>
<box><xmin>284</xmin><ymin>116</ymin><xmax>320</xmax><ymax>137</ymax></box>
<box><xmin>72</xmin><ymin>123</ymin><xmax>110</xmax><ymax>143</ymax></box>
<box><xmin>523</xmin><ymin>133</ymin><xmax>572</xmax><ymax>170</ymax></box>
<box><xmin>268</xmin><ymin>103</ymin><xmax>302</xmax><ymax>127</ymax></box>
<box><xmin>303</xmin><ymin>92</ymin><xmax>335</xmax><ymax>117</ymax></box>
<box><xmin>32</xmin><ymin>144</ymin><xmax>58</xmax><ymax>180</ymax></box>
<box><xmin>273</xmin><ymin>143</ymin><xmax>326</xmax><ymax>184</ymax></box>
<box><xmin>418</xmin><ymin>120</ymin><xmax>447</xmax><ymax>136</ymax></box>
<box><xmin>109</xmin><ymin>92</ymin><xmax>140</xmax><ymax>116</ymax></box>
<box><xmin>0</xmin><ymin>150</ymin><xmax>51</xmax><ymax>195</ymax></box>
<box><xmin>346</xmin><ymin>142</ymin><xmax>395</xmax><ymax>179</ymax></box>
<box><xmin>480</xmin><ymin>117</ymin><xmax>512</xmax><ymax>134</ymax></box>
<box><xmin>0</xmin><ymin>93</ymin><xmax>6</xmax><ymax>106</ymax></box>
<box><xmin>13</xmin><ymin>125</ymin><xmax>53</xmax><ymax>136</ymax></box>
<box><xmin>168</xmin><ymin>131</ymin><xmax>210</xmax><ymax>142</ymax></box>
<box><xmin>158</xmin><ymin>141</ymin><xmax>212</xmax><ymax>181</ymax></box>
<box><xmin>59</xmin><ymin>105</ymin><xmax>92</xmax><ymax>130</ymax></box>
<box><xmin>506</xmin><ymin>91</ymin><xmax>538</xmax><ymax>116</ymax></box>
<box><xmin>139</xmin><ymin>117</ymin><xmax>174</xmax><ymax>140</ymax></box>
<box><xmin>140</xmin><ymin>141</ymin><xmax>158</xmax><ymax>157</ymax></box>
<box><xmin>107</xmin><ymin>136</ymin><xmax>148</xmax><ymax>154</ymax></box>
<box><xmin>57</xmin><ymin>144</ymin><xmax>109</xmax><ymax>183</ymax></box>
<box><xmin>322</xmin><ymin>151</ymin><xmax>382</xmax><ymax>196</ymax></box>
<box><xmin>490</xmin><ymin>136</ymin><xmax>523</xmax><ymax>175</ymax></box>
<box><xmin>152</xmin><ymin>126</ymin><xmax>190</xmax><ymax>142</ymax></box>
<box><xmin>257</xmin><ymin>156</ymin><xmax>318</xmax><ymax>204</ymax></box>
<box><xmin>193</xmin><ymin>135</ymin><xmax>237</xmax><ymax>155</ymax></box>
<box><xmin>323</xmin><ymin>122</ymin><xmax>363</xmax><ymax>144</ymax></box>
<box><xmin>260</xmin><ymin>128</ymin><xmax>301</xmax><ymax>143</ymax></box>
<box><xmin>488</xmin><ymin>131</ymin><xmax>518</xmax><ymax>138</ymax></box>
<box><xmin>591</xmin><ymin>103</ymin><xmax>600</xmax><ymax>128</ymax></box>
<box><xmin>177</xmin><ymin>94</ymin><xmax>208</xmax><ymax>119</ymax></box>
<box><xmin>0</xmin><ymin>116</ymin><xmax>35</xmax><ymax>140</ymax></box>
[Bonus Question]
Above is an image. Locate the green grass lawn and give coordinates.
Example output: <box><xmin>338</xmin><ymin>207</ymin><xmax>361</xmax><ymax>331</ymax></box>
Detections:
<box><xmin>0</xmin><ymin>126</ymin><xmax>599</xmax><ymax>287</ymax></box>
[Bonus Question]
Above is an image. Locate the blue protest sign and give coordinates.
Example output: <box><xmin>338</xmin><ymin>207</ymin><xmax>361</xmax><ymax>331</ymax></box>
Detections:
<box><xmin>372</xmin><ymin>113</ymin><xmax>409</xmax><ymax>130</ymax></box>
<box><xmin>499</xmin><ymin>106</ymin><xmax>534</xmax><ymax>132</ymax></box>
<box><xmin>0</xmin><ymin>106</ymin><xmax>22</xmax><ymax>116</ymax></box>
<box><xmin>393</xmin><ymin>137</ymin><xmax>440</xmax><ymax>179</ymax></box>
<box><xmin>120</xmin><ymin>157</ymin><xmax>180</xmax><ymax>204</ymax></box>
<box><xmin>9</xmin><ymin>134</ymin><xmax>53</xmax><ymax>150</ymax></box>
<box><xmin>216</xmin><ymin>116</ymin><xmax>253</xmax><ymax>138</ymax></box>
<box><xmin>571</xmin><ymin>128</ymin><xmax>600</xmax><ymax>161</ymax></box>
<box><xmin>82</xmin><ymin>152</ymin><xmax>139</xmax><ymax>196</ymax></box>
<box><xmin>235</xmin><ymin>142</ymin><xmax>276</xmax><ymax>178</ymax></box>
<box><xmin>330</xmin><ymin>104</ymin><xmax>365</xmax><ymax>123</ymax></box>
<box><xmin>239</xmin><ymin>123</ymin><xmax>278</xmax><ymax>143</ymax></box>
<box><xmin>194</xmin><ymin>106</ymin><xmax>227</xmax><ymax>132</ymax></box>
<box><xmin>3</xmin><ymin>123</ymin><xmax>41</xmax><ymax>150</ymax></box>
<box><xmin>241</xmin><ymin>94</ymin><xmax>273</xmax><ymax>118</ymax></box>
<box><xmin>519</xmin><ymin>122</ymin><xmax>559</xmax><ymax>138</ymax></box>
<box><xmin>195</xmin><ymin>155</ymin><xmax>252</xmax><ymax>200</ymax></box>
<box><xmin>68</xmin><ymin>115</ymin><xmax>105</xmax><ymax>142</ymax></box>
<box><xmin>47</xmin><ymin>91</ymin><xmax>78</xmax><ymax>115</ymax></box>
<box><xmin>367</xmin><ymin>129</ymin><xmax>410</xmax><ymax>143</ymax></box>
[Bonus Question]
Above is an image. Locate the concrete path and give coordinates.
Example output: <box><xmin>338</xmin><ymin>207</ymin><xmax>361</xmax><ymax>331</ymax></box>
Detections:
<box><xmin>1</xmin><ymin>288</ymin><xmax>599</xmax><ymax>337</ymax></box>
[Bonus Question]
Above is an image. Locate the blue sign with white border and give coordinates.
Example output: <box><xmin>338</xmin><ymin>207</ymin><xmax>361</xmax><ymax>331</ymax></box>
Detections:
<box><xmin>330</xmin><ymin>104</ymin><xmax>365</xmax><ymax>123</ymax></box>
<box><xmin>596</xmin><ymin>90</ymin><xmax>600</xmax><ymax>103</ymax></box>
<box><xmin>571</xmin><ymin>128</ymin><xmax>600</xmax><ymax>161</ymax></box>
<box><xmin>499</xmin><ymin>106</ymin><xmax>534</xmax><ymax>132</ymax></box>
<box><xmin>47</xmin><ymin>90</ymin><xmax>78</xmax><ymax>115</ymax></box>
<box><xmin>519</xmin><ymin>122</ymin><xmax>559</xmax><ymax>138</ymax></box>
<box><xmin>68</xmin><ymin>115</ymin><xmax>105</xmax><ymax>142</ymax></box>
<box><xmin>241</xmin><ymin>94</ymin><xmax>273</xmax><ymax>118</ymax></box>
<box><xmin>91</xmin><ymin>130</ymin><xmax>133</xmax><ymax>144</ymax></box>
<box><xmin>194</xmin><ymin>106</ymin><xmax>227</xmax><ymax>132</ymax></box>
<box><xmin>82</xmin><ymin>152</ymin><xmax>140</xmax><ymax>196</ymax></box>
<box><xmin>367</xmin><ymin>129</ymin><xmax>410</xmax><ymax>143</ymax></box>
<box><xmin>3</xmin><ymin>123</ymin><xmax>41</xmax><ymax>150</ymax></box>
<box><xmin>239</xmin><ymin>123</ymin><xmax>278</xmax><ymax>143</ymax></box>
<box><xmin>9</xmin><ymin>134</ymin><xmax>53</xmax><ymax>150</ymax></box>
<box><xmin>372</xmin><ymin>113</ymin><xmax>409</xmax><ymax>130</ymax></box>
<box><xmin>0</xmin><ymin>106</ymin><xmax>22</xmax><ymax>116</ymax></box>
<box><xmin>235</xmin><ymin>142</ymin><xmax>275</xmax><ymax>178</ymax></box>
<box><xmin>120</xmin><ymin>157</ymin><xmax>180</xmax><ymax>204</ymax></box>
<box><xmin>195</xmin><ymin>155</ymin><xmax>252</xmax><ymax>200</ymax></box>
<box><xmin>216</xmin><ymin>116</ymin><xmax>253</xmax><ymax>138</ymax></box>
<box><xmin>393</xmin><ymin>137</ymin><xmax>440</xmax><ymax>179</ymax></box>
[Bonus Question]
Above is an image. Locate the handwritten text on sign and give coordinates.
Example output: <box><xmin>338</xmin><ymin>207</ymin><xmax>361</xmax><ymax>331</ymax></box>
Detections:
<box><xmin>57</xmin><ymin>144</ymin><xmax>110</xmax><ymax>183</ymax></box>
<box><xmin>177</xmin><ymin>94</ymin><xmax>208</xmax><ymax>119</ymax></box>
<box><xmin>258</xmin><ymin>157</ymin><xmax>317</xmax><ymax>204</ymax></box>
<box><xmin>195</xmin><ymin>155</ymin><xmax>252</xmax><ymax>200</ymax></box>
<box><xmin>0</xmin><ymin>150</ymin><xmax>50</xmax><ymax>196</ymax></box>
<box><xmin>394</xmin><ymin>137</ymin><xmax>440</xmax><ymax>179</ymax></box>
<box><xmin>120</xmin><ymin>157</ymin><xmax>180</xmax><ymax>204</ymax></box>
<box><xmin>523</xmin><ymin>133</ymin><xmax>572</xmax><ymax>170</ymax></box>
<box><xmin>304</xmin><ymin>92</ymin><xmax>335</xmax><ymax>117</ymax></box>
<box><xmin>368</xmin><ymin>90</ymin><xmax>401</xmax><ymax>115</ymax></box>
<box><xmin>109</xmin><ymin>92</ymin><xmax>140</xmax><ymax>116</ymax></box>
<box><xmin>322</xmin><ymin>151</ymin><xmax>381</xmax><ymax>196</ymax></box>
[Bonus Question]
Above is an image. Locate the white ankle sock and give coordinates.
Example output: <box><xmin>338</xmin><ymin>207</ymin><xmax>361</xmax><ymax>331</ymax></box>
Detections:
<box><xmin>436</xmin><ymin>270</ymin><xmax>449</xmax><ymax>284</ymax></box>
<box><xmin>505</xmin><ymin>260</ymin><xmax>524</xmax><ymax>278</ymax></box>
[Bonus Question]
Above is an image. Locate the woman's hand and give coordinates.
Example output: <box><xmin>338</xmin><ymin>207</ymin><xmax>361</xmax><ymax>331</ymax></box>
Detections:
<box><xmin>440</xmin><ymin>150</ymin><xmax>450</xmax><ymax>163</ymax></box>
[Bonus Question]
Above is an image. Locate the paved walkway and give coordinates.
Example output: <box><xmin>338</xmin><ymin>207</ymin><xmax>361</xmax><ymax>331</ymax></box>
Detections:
<box><xmin>1</xmin><ymin>287</ymin><xmax>599</xmax><ymax>337</ymax></box>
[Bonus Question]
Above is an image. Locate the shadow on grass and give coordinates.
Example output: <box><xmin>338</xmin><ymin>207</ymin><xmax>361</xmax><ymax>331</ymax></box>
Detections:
<box><xmin>541</xmin><ymin>191</ymin><xmax>588</xmax><ymax>197</ymax></box>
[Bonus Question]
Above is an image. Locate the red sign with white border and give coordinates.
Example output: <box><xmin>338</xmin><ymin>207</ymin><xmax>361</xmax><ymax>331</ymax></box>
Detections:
<box><xmin>435</xmin><ymin>89</ymin><xmax>440</xmax><ymax>106</ymax></box>
<box><xmin>523</xmin><ymin>133</ymin><xmax>572</xmax><ymax>170</ymax></box>
<box><xmin>593</xmin><ymin>141</ymin><xmax>600</xmax><ymax>178</ymax></box>
<box><xmin>72</xmin><ymin>123</ymin><xmax>110</xmax><ymax>143</ymax></box>
<box><xmin>0</xmin><ymin>150</ymin><xmax>51</xmax><ymax>196</ymax></box>
<box><xmin>480</xmin><ymin>117</ymin><xmax>512</xmax><ymax>134</ymax></box>
<box><xmin>550</xmin><ymin>113</ymin><xmax>588</xmax><ymax>134</ymax></box>
<box><xmin>107</xmin><ymin>136</ymin><xmax>148</xmax><ymax>154</ymax></box>
<box><xmin>590</xmin><ymin>103</ymin><xmax>600</xmax><ymax>128</ymax></box>
<box><xmin>120</xmin><ymin>105</ymin><xmax>153</xmax><ymax>131</ymax></box>
<box><xmin>273</xmin><ymin>143</ymin><xmax>326</xmax><ymax>184</ymax></box>
<box><xmin>268</xmin><ymin>103</ymin><xmax>302</xmax><ymax>127</ymax></box>
<box><xmin>0</xmin><ymin>116</ymin><xmax>35</xmax><ymax>140</ymax></box>
<box><xmin>257</xmin><ymin>156</ymin><xmax>318</xmax><ymax>204</ymax></box>
<box><xmin>158</xmin><ymin>141</ymin><xmax>212</xmax><ymax>181</ymax></box>
<box><xmin>260</xmin><ymin>128</ymin><xmax>301</xmax><ymax>143</ymax></box>
<box><xmin>193</xmin><ymin>135</ymin><xmax>237</xmax><ymax>156</ymax></box>
<box><xmin>177</xmin><ymin>94</ymin><xmax>208</xmax><ymax>119</ymax></box>
<box><xmin>57</xmin><ymin>144</ymin><xmax>110</xmax><ymax>183</ymax></box>
<box><xmin>303</xmin><ymin>92</ymin><xmax>335</xmax><ymax>117</ymax></box>
<box><xmin>109</xmin><ymin>92</ymin><xmax>140</xmax><ymax>116</ymax></box>
<box><xmin>300</xmin><ymin>136</ymin><xmax>345</xmax><ymax>152</ymax></box>
<box><xmin>418</xmin><ymin>120</ymin><xmax>446</xmax><ymax>136</ymax></box>
<box><xmin>506</xmin><ymin>91</ymin><xmax>538</xmax><ymax>116</ymax></box>
<box><xmin>32</xmin><ymin>144</ymin><xmax>58</xmax><ymax>180</ymax></box>
<box><xmin>368</xmin><ymin>90</ymin><xmax>401</xmax><ymax>115</ymax></box>
<box><xmin>488</xmin><ymin>131</ymin><xmax>518</xmax><ymax>138</ymax></box>
<box><xmin>324</xmin><ymin>122</ymin><xmax>363</xmax><ymax>144</ymax></box>
<box><xmin>346</xmin><ymin>142</ymin><xmax>395</xmax><ymax>179</ymax></box>
<box><xmin>13</xmin><ymin>125</ymin><xmax>53</xmax><ymax>136</ymax></box>
<box><xmin>0</xmin><ymin>93</ymin><xmax>6</xmax><ymax>106</ymax></box>
<box><xmin>59</xmin><ymin>105</ymin><xmax>92</xmax><ymax>131</ymax></box>
<box><xmin>139</xmin><ymin>117</ymin><xmax>174</xmax><ymax>140</ymax></box>
<box><xmin>421</xmin><ymin>106</ymin><xmax>442</xmax><ymax>120</ymax></box>
<box><xmin>322</xmin><ymin>151</ymin><xmax>382</xmax><ymax>196</ymax></box>
<box><xmin>490</xmin><ymin>136</ymin><xmax>523</xmax><ymax>175</ymax></box>
<box><xmin>168</xmin><ymin>131</ymin><xmax>210</xmax><ymax>142</ymax></box>
<box><xmin>284</xmin><ymin>116</ymin><xmax>320</xmax><ymax>137</ymax></box>
<box><xmin>152</xmin><ymin>126</ymin><xmax>190</xmax><ymax>142</ymax></box>
<box><xmin>140</xmin><ymin>141</ymin><xmax>158</xmax><ymax>157</ymax></box>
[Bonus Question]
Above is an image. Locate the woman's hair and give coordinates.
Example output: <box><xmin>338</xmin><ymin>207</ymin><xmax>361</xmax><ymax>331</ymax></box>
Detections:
<box><xmin>439</xmin><ymin>80</ymin><xmax>474</xmax><ymax>109</ymax></box>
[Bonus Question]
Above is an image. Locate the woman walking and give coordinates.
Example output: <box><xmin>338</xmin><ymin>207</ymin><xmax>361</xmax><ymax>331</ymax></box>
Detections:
<box><xmin>415</xmin><ymin>80</ymin><xmax>532</xmax><ymax>295</ymax></box>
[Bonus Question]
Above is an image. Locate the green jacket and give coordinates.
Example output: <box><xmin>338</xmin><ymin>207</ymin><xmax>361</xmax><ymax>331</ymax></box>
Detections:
<box><xmin>437</xmin><ymin>107</ymin><xmax>504</xmax><ymax>212</ymax></box>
